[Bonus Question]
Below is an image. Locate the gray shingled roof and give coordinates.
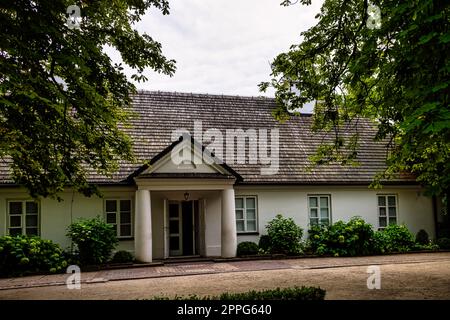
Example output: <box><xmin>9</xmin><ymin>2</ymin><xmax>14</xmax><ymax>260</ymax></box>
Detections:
<box><xmin>0</xmin><ymin>91</ymin><xmax>416</xmax><ymax>186</ymax></box>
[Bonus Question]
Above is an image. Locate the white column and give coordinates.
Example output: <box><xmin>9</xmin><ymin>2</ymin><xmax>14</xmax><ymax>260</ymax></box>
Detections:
<box><xmin>135</xmin><ymin>189</ymin><xmax>152</xmax><ymax>262</ymax></box>
<box><xmin>221</xmin><ymin>188</ymin><xmax>237</xmax><ymax>257</ymax></box>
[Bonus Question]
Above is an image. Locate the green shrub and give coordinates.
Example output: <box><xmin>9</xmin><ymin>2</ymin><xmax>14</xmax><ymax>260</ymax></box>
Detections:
<box><xmin>258</xmin><ymin>235</ymin><xmax>271</xmax><ymax>253</ymax></box>
<box><xmin>63</xmin><ymin>250</ymin><xmax>81</xmax><ymax>266</ymax></box>
<box><xmin>308</xmin><ymin>217</ymin><xmax>375</xmax><ymax>256</ymax></box>
<box><xmin>412</xmin><ymin>242</ymin><xmax>440</xmax><ymax>251</ymax></box>
<box><xmin>67</xmin><ymin>217</ymin><xmax>118</xmax><ymax>265</ymax></box>
<box><xmin>415</xmin><ymin>229</ymin><xmax>429</xmax><ymax>245</ymax></box>
<box><xmin>302</xmin><ymin>239</ymin><xmax>314</xmax><ymax>254</ymax></box>
<box><xmin>371</xmin><ymin>224</ymin><xmax>417</xmax><ymax>254</ymax></box>
<box><xmin>371</xmin><ymin>230</ymin><xmax>390</xmax><ymax>254</ymax></box>
<box><xmin>381</xmin><ymin>224</ymin><xmax>415</xmax><ymax>253</ymax></box>
<box><xmin>216</xmin><ymin>286</ymin><xmax>325</xmax><ymax>300</ymax></box>
<box><xmin>437</xmin><ymin>238</ymin><xmax>450</xmax><ymax>249</ymax></box>
<box><xmin>111</xmin><ymin>250</ymin><xmax>134</xmax><ymax>263</ymax></box>
<box><xmin>0</xmin><ymin>235</ymin><xmax>68</xmax><ymax>277</ymax></box>
<box><xmin>437</xmin><ymin>226</ymin><xmax>450</xmax><ymax>239</ymax></box>
<box><xmin>152</xmin><ymin>286</ymin><xmax>326</xmax><ymax>300</ymax></box>
<box><xmin>266</xmin><ymin>214</ymin><xmax>303</xmax><ymax>255</ymax></box>
<box><xmin>237</xmin><ymin>241</ymin><xmax>259</xmax><ymax>256</ymax></box>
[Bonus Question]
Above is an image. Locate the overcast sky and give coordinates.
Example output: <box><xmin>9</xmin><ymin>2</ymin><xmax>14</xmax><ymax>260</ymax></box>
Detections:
<box><xmin>106</xmin><ymin>0</ymin><xmax>323</xmax><ymax>99</ymax></box>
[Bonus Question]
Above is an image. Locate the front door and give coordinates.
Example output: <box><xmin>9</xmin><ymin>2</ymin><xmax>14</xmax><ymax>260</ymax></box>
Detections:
<box><xmin>168</xmin><ymin>202</ymin><xmax>182</xmax><ymax>256</ymax></box>
<box><xmin>168</xmin><ymin>200</ymin><xmax>199</xmax><ymax>256</ymax></box>
<box><xmin>181</xmin><ymin>201</ymin><xmax>194</xmax><ymax>256</ymax></box>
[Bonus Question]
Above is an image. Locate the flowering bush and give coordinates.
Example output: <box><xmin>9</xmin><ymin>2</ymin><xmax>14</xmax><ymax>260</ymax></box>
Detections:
<box><xmin>308</xmin><ymin>217</ymin><xmax>375</xmax><ymax>257</ymax></box>
<box><xmin>0</xmin><ymin>235</ymin><xmax>68</xmax><ymax>277</ymax></box>
<box><xmin>377</xmin><ymin>224</ymin><xmax>416</xmax><ymax>253</ymax></box>
<box><xmin>67</xmin><ymin>217</ymin><xmax>118</xmax><ymax>265</ymax></box>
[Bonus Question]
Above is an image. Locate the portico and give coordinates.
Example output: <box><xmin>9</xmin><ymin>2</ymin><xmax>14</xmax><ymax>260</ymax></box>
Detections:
<box><xmin>134</xmin><ymin>179</ymin><xmax>237</xmax><ymax>263</ymax></box>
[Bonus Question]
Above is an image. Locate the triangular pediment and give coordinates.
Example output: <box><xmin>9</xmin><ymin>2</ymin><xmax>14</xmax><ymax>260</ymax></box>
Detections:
<box><xmin>137</xmin><ymin>135</ymin><xmax>240</xmax><ymax>179</ymax></box>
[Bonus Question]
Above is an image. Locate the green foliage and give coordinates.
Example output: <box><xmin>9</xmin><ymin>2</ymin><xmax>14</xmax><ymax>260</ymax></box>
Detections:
<box><xmin>0</xmin><ymin>0</ymin><xmax>176</xmax><ymax>198</ymax></box>
<box><xmin>382</xmin><ymin>224</ymin><xmax>415</xmax><ymax>253</ymax></box>
<box><xmin>261</xmin><ymin>0</ymin><xmax>450</xmax><ymax>196</ymax></box>
<box><xmin>111</xmin><ymin>250</ymin><xmax>134</xmax><ymax>264</ymax></box>
<box><xmin>258</xmin><ymin>235</ymin><xmax>271</xmax><ymax>253</ymax></box>
<box><xmin>308</xmin><ymin>217</ymin><xmax>422</xmax><ymax>255</ymax></box>
<box><xmin>236</xmin><ymin>241</ymin><xmax>259</xmax><ymax>256</ymax></box>
<box><xmin>415</xmin><ymin>229</ymin><xmax>430</xmax><ymax>245</ymax></box>
<box><xmin>152</xmin><ymin>286</ymin><xmax>326</xmax><ymax>300</ymax></box>
<box><xmin>412</xmin><ymin>242</ymin><xmax>440</xmax><ymax>251</ymax></box>
<box><xmin>266</xmin><ymin>214</ymin><xmax>303</xmax><ymax>255</ymax></box>
<box><xmin>67</xmin><ymin>217</ymin><xmax>118</xmax><ymax>265</ymax></box>
<box><xmin>371</xmin><ymin>230</ymin><xmax>390</xmax><ymax>254</ymax></box>
<box><xmin>0</xmin><ymin>235</ymin><xmax>68</xmax><ymax>277</ymax></box>
<box><xmin>215</xmin><ymin>286</ymin><xmax>325</xmax><ymax>300</ymax></box>
<box><xmin>373</xmin><ymin>224</ymin><xmax>418</xmax><ymax>254</ymax></box>
<box><xmin>308</xmin><ymin>217</ymin><xmax>375</xmax><ymax>256</ymax></box>
<box><xmin>437</xmin><ymin>238</ymin><xmax>450</xmax><ymax>249</ymax></box>
<box><xmin>62</xmin><ymin>250</ymin><xmax>81</xmax><ymax>266</ymax></box>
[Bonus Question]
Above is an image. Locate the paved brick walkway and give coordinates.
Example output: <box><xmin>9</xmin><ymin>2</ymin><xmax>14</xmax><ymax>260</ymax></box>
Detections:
<box><xmin>1</xmin><ymin>252</ymin><xmax>449</xmax><ymax>291</ymax></box>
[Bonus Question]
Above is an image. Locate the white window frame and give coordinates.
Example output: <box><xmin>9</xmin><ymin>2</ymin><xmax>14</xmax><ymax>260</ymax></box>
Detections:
<box><xmin>7</xmin><ymin>200</ymin><xmax>40</xmax><ymax>236</ymax></box>
<box><xmin>308</xmin><ymin>195</ymin><xmax>331</xmax><ymax>226</ymax></box>
<box><xmin>104</xmin><ymin>199</ymin><xmax>133</xmax><ymax>239</ymax></box>
<box><xmin>235</xmin><ymin>196</ymin><xmax>258</xmax><ymax>233</ymax></box>
<box><xmin>377</xmin><ymin>194</ymin><xmax>398</xmax><ymax>230</ymax></box>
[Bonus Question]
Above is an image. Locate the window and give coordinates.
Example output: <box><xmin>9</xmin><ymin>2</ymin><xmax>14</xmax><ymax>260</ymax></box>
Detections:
<box><xmin>8</xmin><ymin>200</ymin><xmax>39</xmax><ymax>236</ymax></box>
<box><xmin>105</xmin><ymin>199</ymin><xmax>132</xmax><ymax>238</ymax></box>
<box><xmin>308</xmin><ymin>195</ymin><xmax>331</xmax><ymax>226</ymax></box>
<box><xmin>235</xmin><ymin>196</ymin><xmax>257</xmax><ymax>233</ymax></box>
<box><xmin>378</xmin><ymin>195</ymin><xmax>397</xmax><ymax>229</ymax></box>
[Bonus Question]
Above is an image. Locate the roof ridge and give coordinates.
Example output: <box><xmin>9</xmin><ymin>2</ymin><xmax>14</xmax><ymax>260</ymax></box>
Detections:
<box><xmin>134</xmin><ymin>89</ymin><xmax>275</xmax><ymax>101</ymax></box>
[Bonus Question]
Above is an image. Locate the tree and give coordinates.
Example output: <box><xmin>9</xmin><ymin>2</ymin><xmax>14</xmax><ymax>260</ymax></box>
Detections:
<box><xmin>0</xmin><ymin>0</ymin><xmax>175</xmax><ymax>198</ymax></box>
<box><xmin>260</xmin><ymin>0</ymin><xmax>450</xmax><ymax>197</ymax></box>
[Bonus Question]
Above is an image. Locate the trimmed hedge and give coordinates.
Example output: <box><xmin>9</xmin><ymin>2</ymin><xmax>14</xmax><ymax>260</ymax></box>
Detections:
<box><xmin>111</xmin><ymin>250</ymin><xmax>134</xmax><ymax>263</ymax></box>
<box><xmin>237</xmin><ymin>242</ymin><xmax>259</xmax><ymax>256</ymax></box>
<box><xmin>216</xmin><ymin>286</ymin><xmax>325</xmax><ymax>300</ymax></box>
<box><xmin>152</xmin><ymin>286</ymin><xmax>326</xmax><ymax>300</ymax></box>
<box><xmin>0</xmin><ymin>235</ymin><xmax>68</xmax><ymax>277</ymax></box>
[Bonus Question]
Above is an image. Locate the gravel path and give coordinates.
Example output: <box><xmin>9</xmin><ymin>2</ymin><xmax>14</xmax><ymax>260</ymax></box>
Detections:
<box><xmin>0</xmin><ymin>252</ymin><xmax>449</xmax><ymax>300</ymax></box>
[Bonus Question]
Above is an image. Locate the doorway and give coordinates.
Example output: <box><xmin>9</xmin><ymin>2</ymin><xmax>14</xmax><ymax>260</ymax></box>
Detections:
<box><xmin>168</xmin><ymin>200</ymin><xmax>200</xmax><ymax>256</ymax></box>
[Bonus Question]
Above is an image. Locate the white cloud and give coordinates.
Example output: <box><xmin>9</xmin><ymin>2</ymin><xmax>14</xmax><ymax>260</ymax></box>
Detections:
<box><xmin>105</xmin><ymin>0</ymin><xmax>323</xmax><ymax>106</ymax></box>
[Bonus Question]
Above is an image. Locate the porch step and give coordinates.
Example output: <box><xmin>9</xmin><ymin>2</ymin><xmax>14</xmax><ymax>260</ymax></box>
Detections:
<box><xmin>160</xmin><ymin>256</ymin><xmax>215</xmax><ymax>264</ymax></box>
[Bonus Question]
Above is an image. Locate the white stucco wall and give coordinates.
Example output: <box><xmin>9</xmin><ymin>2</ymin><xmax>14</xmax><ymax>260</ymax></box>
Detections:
<box><xmin>0</xmin><ymin>184</ymin><xmax>435</xmax><ymax>258</ymax></box>
<box><xmin>0</xmin><ymin>186</ymin><xmax>136</xmax><ymax>252</ymax></box>
<box><xmin>235</xmin><ymin>185</ymin><xmax>435</xmax><ymax>244</ymax></box>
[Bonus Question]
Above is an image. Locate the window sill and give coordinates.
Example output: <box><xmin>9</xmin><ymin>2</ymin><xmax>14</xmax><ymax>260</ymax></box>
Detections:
<box><xmin>237</xmin><ymin>232</ymin><xmax>259</xmax><ymax>236</ymax></box>
<box><xmin>118</xmin><ymin>237</ymin><xmax>134</xmax><ymax>241</ymax></box>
